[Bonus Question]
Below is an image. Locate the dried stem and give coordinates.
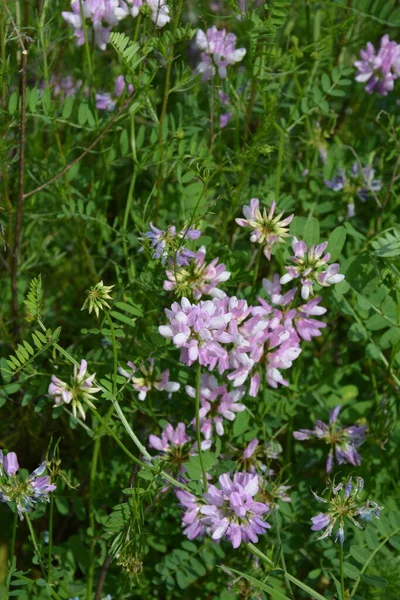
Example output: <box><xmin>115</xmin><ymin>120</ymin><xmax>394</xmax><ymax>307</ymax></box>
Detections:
<box><xmin>23</xmin><ymin>97</ymin><xmax>133</xmax><ymax>200</ymax></box>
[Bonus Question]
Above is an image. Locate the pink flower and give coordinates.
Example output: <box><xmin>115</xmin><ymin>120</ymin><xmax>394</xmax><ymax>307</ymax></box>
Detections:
<box><xmin>119</xmin><ymin>359</ymin><xmax>180</xmax><ymax>401</ymax></box>
<box><xmin>236</xmin><ymin>199</ymin><xmax>294</xmax><ymax>259</ymax></box>
<box><xmin>163</xmin><ymin>246</ymin><xmax>230</xmax><ymax>300</ymax></box>
<box><xmin>354</xmin><ymin>35</ymin><xmax>400</xmax><ymax>96</ymax></box>
<box><xmin>149</xmin><ymin>422</ymin><xmax>190</xmax><ymax>452</ymax></box>
<box><xmin>195</xmin><ymin>27</ymin><xmax>246</xmax><ymax>80</ymax></box>
<box><xmin>48</xmin><ymin>359</ymin><xmax>100</xmax><ymax>420</ymax></box>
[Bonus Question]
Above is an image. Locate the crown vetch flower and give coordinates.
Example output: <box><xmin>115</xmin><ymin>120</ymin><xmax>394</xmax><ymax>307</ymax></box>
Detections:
<box><xmin>200</xmin><ymin>472</ymin><xmax>270</xmax><ymax>548</ymax></box>
<box><xmin>0</xmin><ymin>451</ymin><xmax>56</xmax><ymax>519</ymax></box>
<box><xmin>195</xmin><ymin>27</ymin><xmax>246</xmax><ymax>80</ymax></box>
<box><xmin>186</xmin><ymin>375</ymin><xmax>246</xmax><ymax>445</ymax></box>
<box><xmin>293</xmin><ymin>405</ymin><xmax>367</xmax><ymax>472</ymax></box>
<box><xmin>325</xmin><ymin>162</ymin><xmax>382</xmax><ymax>217</ymax></box>
<box><xmin>143</xmin><ymin>223</ymin><xmax>201</xmax><ymax>265</ymax></box>
<box><xmin>175</xmin><ymin>489</ymin><xmax>206</xmax><ymax>540</ymax></box>
<box><xmin>81</xmin><ymin>280</ymin><xmax>114</xmax><ymax>317</ymax></box>
<box><xmin>48</xmin><ymin>359</ymin><xmax>100</xmax><ymax>420</ymax></box>
<box><xmin>119</xmin><ymin>359</ymin><xmax>180</xmax><ymax>401</ymax></box>
<box><xmin>354</xmin><ymin>35</ymin><xmax>400</xmax><ymax>96</ymax></box>
<box><xmin>311</xmin><ymin>476</ymin><xmax>382</xmax><ymax>544</ymax></box>
<box><xmin>236</xmin><ymin>199</ymin><xmax>294</xmax><ymax>259</ymax></box>
<box><xmin>158</xmin><ymin>297</ymin><xmax>232</xmax><ymax>370</ymax></box>
<box><xmin>280</xmin><ymin>237</ymin><xmax>345</xmax><ymax>300</ymax></box>
<box><xmin>96</xmin><ymin>75</ymin><xmax>134</xmax><ymax>112</ymax></box>
<box><xmin>163</xmin><ymin>246</ymin><xmax>231</xmax><ymax>300</ymax></box>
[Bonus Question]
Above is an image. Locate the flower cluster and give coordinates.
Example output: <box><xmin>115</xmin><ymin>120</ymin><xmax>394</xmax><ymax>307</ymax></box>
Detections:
<box><xmin>62</xmin><ymin>0</ymin><xmax>170</xmax><ymax>50</ymax></box>
<box><xmin>142</xmin><ymin>222</ymin><xmax>201</xmax><ymax>265</ymax></box>
<box><xmin>280</xmin><ymin>238</ymin><xmax>344</xmax><ymax>300</ymax></box>
<box><xmin>294</xmin><ymin>405</ymin><xmax>367</xmax><ymax>472</ymax></box>
<box><xmin>325</xmin><ymin>162</ymin><xmax>382</xmax><ymax>217</ymax></box>
<box><xmin>178</xmin><ymin>472</ymin><xmax>270</xmax><ymax>548</ymax></box>
<box><xmin>186</xmin><ymin>374</ymin><xmax>246</xmax><ymax>446</ymax></box>
<box><xmin>311</xmin><ymin>477</ymin><xmax>382</xmax><ymax>544</ymax></box>
<box><xmin>96</xmin><ymin>75</ymin><xmax>134</xmax><ymax>111</ymax></box>
<box><xmin>195</xmin><ymin>27</ymin><xmax>246</xmax><ymax>80</ymax></box>
<box><xmin>163</xmin><ymin>246</ymin><xmax>231</xmax><ymax>300</ymax></box>
<box><xmin>119</xmin><ymin>359</ymin><xmax>180</xmax><ymax>401</ymax></box>
<box><xmin>0</xmin><ymin>452</ymin><xmax>56</xmax><ymax>519</ymax></box>
<box><xmin>81</xmin><ymin>280</ymin><xmax>114</xmax><ymax>317</ymax></box>
<box><xmin>236</xmin><ymin>199</ymin><xmax>294</xmax><ymax>260</ymax></box>
<box><xmin>354</xmin><ymin>35</ymin><xmax>400</xmax><ymax>96</ymax></box>
<box><xmin>48</xmin><ymin>359</ymin><xmax>100</xmax><ymax>420</ymax></box>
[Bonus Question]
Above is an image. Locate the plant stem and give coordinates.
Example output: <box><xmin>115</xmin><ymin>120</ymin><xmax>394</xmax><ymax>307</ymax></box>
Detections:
<box><xmin>104</xmin><ymin>311</ymin><xmax>118</xmax><ymax>395</ymax></box>
<box><xmin>47</xmin><ymin>495</ymin><xmax>54</xmax><ymax>584</ymax></box>
<box><xmin>339</xmin><ymin>544</ymin><xmax>345</xmax><ymax>599</ymax></box>
<box><xmin>273</xmin><ymin>511</ymin><xmax>294</xmax><ymax>599</ymax></box>
<box><xmin>251</xmin><ymin>245</ymin><xmax>263</xmax><ymax>298</ymax></box>
<box><xmin>195</xmin><ymin>362</ymin><xmax>208</xmax><ymax>493</ymax></box>
<box><xmin>5</xmin><ymin>509</ymin><xmax>18</xmax><ymax>600</ymax></box>
<box><xmin>86</xmin><ymin>434</ymin><xmax>101</xmax><ymax>600</ymax></box>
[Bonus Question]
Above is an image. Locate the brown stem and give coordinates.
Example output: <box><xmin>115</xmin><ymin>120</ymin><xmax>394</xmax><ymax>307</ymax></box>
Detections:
<box><xmin>23</xmin><ymin>97</ymin><xmax>132</xmax><ymax>200</ymax></box>
<box><xmin>10</xmin><ymin>46</ymin><xmax>27</xmax><ymax>340</ymax></box>
<box><xmin>94</xmin><ymin>554</ymin><xmax>112</xmax><ymax>600</ymax></box>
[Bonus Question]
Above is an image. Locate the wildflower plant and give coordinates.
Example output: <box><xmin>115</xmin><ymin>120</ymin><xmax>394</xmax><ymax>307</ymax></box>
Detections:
<box><xmin>1</xmin><ymin>0</ymin><xmax>399</xmax><ymax>598</ymax></box>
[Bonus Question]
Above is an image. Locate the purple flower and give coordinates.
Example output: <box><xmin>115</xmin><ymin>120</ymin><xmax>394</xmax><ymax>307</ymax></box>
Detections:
<box><xmin>354</xmin><ymin>35</ymin><xmax>400</xmax><ymax>96</ymax></box>
<box><xmin>119</xmin><ymin>359</ymin><xmax>180</xmax><ymax>401</ymax></box>
<box><xmin>145</xmin><ymin>0</ymin><xmax>170</xmax><ymax>27</ymax></box>
<box><xmin>310</xmin><ymin>476</ymin><xmax>382</xmax><ymax>544</ymax></box>
<box><xmin>96</xmin><ymin>75</ymin><xmax>134</xmax><ymax>111</ymax></box>
<box><xmin>3</xmin><ymin>452</ymin><xmax>19</xmax><ymax>476</ymax></box>
<box><xmin>236</xmin><ymin>199</ymin><xmax>294</xmax><ymax>259</ymax></box>
<box><xmin>325</xmin><ymin>162</ymin><xmax>382</xmax><ymax>216</ymax></box>
<box><xmin>186</xmin><ymin>375</ymin><xmax>246</xmax><ymax>445</ymax></box>
<box><xmin>142</xmin><ymin>223</ymin><xmax>201</xmax><ymax>265</ymax></box>
<box><xmin>149</xmin><ymin>422</ymin><xmax>190</xmax><ymax>453</ymax></box>
<box><xmin>62</xmin><ymin>0</ymin><xmax>129</xmax><ymax>50</ymax></box>
<box><xmin>48</xmin><ymin>359</ymin><xmax>100</xmax><ymax>420</ymax></box>
<box><xmin>199</xmin><ymin>472</ymin><xmax>270</xmax><ymax>548</ymax></box>
<box><xmin>280</xmin><ymin>237</ymin><xmax>344</xmax><ymax>300</ymax></box>
<box><xmin>0</xmin><ymin>452</ymin><xmax>56</xmax><ymax>519</ymax></box>
<box><xmin>176</xmin><ymin>489</ymin><xmax>206</xmax><ymax>540</ymax></box>
<box><xmin>195</xmin><ymin>27</ymin><xmax>246</xmax><ymax>80</ymax></box>
<box><xmin>158</xmin><ymin>297</ymin><xmax>232</xmax><ymax>370</ymax></box>
<box><xmin>163</xmin><ymin>246</ymin><xmax>231</xmax><ymax>300</ymax></box>
<box><xmin>294</xmin><ymin>405</ymin><xmax>367</xmax><ymax>472</ymax></box>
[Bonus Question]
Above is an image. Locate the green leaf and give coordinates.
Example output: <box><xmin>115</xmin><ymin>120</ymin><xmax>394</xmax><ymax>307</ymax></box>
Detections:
<box><xmin>62</xmin><ymin>95</ymin><xmax>74</xmax><ymax>119</ymax></box>
<box><xmin>8</xmin><ymin>92</ymin><xmax>18</xmax><ymax>115</ymax></box>
<box><xmin>78</xmin><ymin>102</ymin><xmax>89</xmax><ymax>125</ymax></box>
<box><xmin>183</xmin><ymin>452</ymin><xmax>217</xmax><ymax>480</ymax></box>
<box><xmin>303</xmin><ymin>217</ymin><xmax>320</xmax><ymax>245</ymax></box>
<box><xmin>350</xmin><ymin>546</ymin><xmax>370</xmax><ymax>564</ymax></box>
<box><xmin>343</xmin><ymin>562</ymin><xmax>360</xmax><ymax>579</ymax></box>
<box><xmin>55</xmin><ymin>497</ymin><xmax>69</xmax><ymax>516</ymax></box>
<box><xmin>114</xmin><ymin>301</ymin><xmax>143</xmax><ymax>317</ymax></box>
<box><xmin>321</xmin><ymin>73</ymin><xmax>330</xmax><ymax>92</ymax></box>
<box><xmin>327</xmin><ymin>226</ymin><xmax>346</xmax><ymax>261</ymax></box>
<box><xmin>361</xmin><ymin>574</ymin><xmax>388</xmax><ymax>588</ymax></box>
<box><xmin>29</xmin><ymin>87</ymin><xmax>39</xmax><ymax>112</ymax></box>
<box><xmin>233</xmin><ymin>411</ymin><xmax>249</xmax><ymax>437</ymax></box>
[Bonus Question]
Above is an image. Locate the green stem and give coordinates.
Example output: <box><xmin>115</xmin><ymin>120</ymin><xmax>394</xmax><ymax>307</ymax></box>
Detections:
<box><xmin>248</xmin><ymin>543</ymin><xmax>327</xmax><ymax>600</ymax></box>
<box><xmin>86</xmin><ymin>435</ymin><xmax>101</xmax><ymax>600</ymax></box>
<box><xmin>195</xmin><ymin>363</ymin><xmax>208</xmax><ymax>493</ymax></box>
<box><xmin>104</xmin><ymin>311</ymin><xmax>118</xmax><ymax>395</ymax></box>
<box><xmin>251</xmin><ymin>246</ymin><xmax>263</xmax><ymax>298</ymax></box>
<box><xmin>5</xmin><ymin>509</ymin><xmax>18</xmax><ymax>600</ymax></box>
<box><xmin>26</xmin><ymin>515</ymin><xmax>63</xmax><ymax>600</ymax></box>
<box><xmin>274</xmin><ymin>511</ymin><xmax>294</xmax><ymax>599</ymax></box>
<box><xmin>47</xmin><ymin>495</ymin><xmax>54</xmax><ymax>584</ymax></box>
<box><xmin>339</xmin><ymin>544</ymin><xmax>345</xmax><ymax>599</ymax></box>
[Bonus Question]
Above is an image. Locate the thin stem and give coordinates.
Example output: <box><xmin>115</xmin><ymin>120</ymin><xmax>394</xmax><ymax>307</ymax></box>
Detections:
<box><xmin>104</xmin><ymin>312</ymin><xmax>118</xmax><ymax>395</ymax></box>
<box><xmin>251</xmin><ymin>245</ymin><xmax>263</xmax><ymax>298</ymax></box>
<box><xmin>195</xmin><ymin>363</ymin><xmax>208</xmax><ymax>493</ymax></box>
<box><xmin>339</xmin><ymin>544</ymin><xmax>345</xmax><ymax>599</ymax></box>
<box><xmin>26</xmin><ymin>514</ymin><xmax>63</xmax><ymax>600</ymax></box>
<box><xmin>47</xmin><ymin>495</ymin><xmax>54</xmax><ymax>584</ymax></box>
<box><xmin>86</xmin><ymin>435</ymin><xmax>101</xmax><ymax>600</ymax></box>
<box><xmin>24</xmin><ymin>98</ymin><xmax>132</xmax><ymax>200</ymax></box>
<box><xmin>273</xmin><ymin>511</ymin><xmax>294</xmax><ymax>599</ymax></box>
<box><xmin>5</xmin><ymin>509</ymin><xmax>18</xmax><ymax>600</ymax></box>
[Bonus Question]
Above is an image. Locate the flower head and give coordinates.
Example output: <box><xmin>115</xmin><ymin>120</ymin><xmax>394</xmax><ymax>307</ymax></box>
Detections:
<box><xmin>311</xmin><ymin>476</ymin><xmax>382</xmax><ymax>544</ymax></box>
<box><xmin>195</xmin><ymin>27</ymin><xmax>246</xmax><ymax>80</ymax></box>
<box><xmin>81</xmin><ymin>280</ymin><xmax>114</xmax><ymax>317</ymax></box>
<box><xmin>354</xmin><ymin>35</ymin><xmax>400</xmax><ymax>96</ymax></box>
<box><xmin>0</xmin><ymin>451</ymin><xmax>56</xmax><ymax>519</ymax></box>
<box><xmin>200</xmin><ymin>472</ymin><xmax>270</xmax><ymax>548</ymax></box>
<box><xmin>163</xmin><ymin>246</ymin><xmax>230</xmax><ymax>300</ymax></box>
<box><xmin>119</xmin><ymin>359</ymin><xmax>180</xmax><ymax>401</ymax></box>
<box><xmin>186</xmin><ymin>375</ymin><xmax>246</xmax><ymax>446</ymax></box>
<box><xmin>48</xmin><ymin>359</ymin><xmax>100</xmax><ymax>420</ymax></box>
<box><xmin>325</xmin><ymin>162</ymin><xmax>382</xmax><ymax>216</ymax></box>
<box><xmin>293</xmin><ymin>405</ymin><xmax>367</xmax><ymax>472</ymax></box>
<box><xmin>236</xmin><ymin>199</ymin><xmax>294</xmax><ymax>259</ymax></box>
<box><xmin>176</xmin><ymin>489</ymin><xmax>206</xmax><ymax>540</ymax></box>
<box><xmin>280</xmin><ymin>237</ymin><xmax>344</xmax><ymax>300</ymax></box>
<box><xmin>142</xmin><ymin>223</ymin><xmax>201</xmax><ymax>265</ymax></box>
